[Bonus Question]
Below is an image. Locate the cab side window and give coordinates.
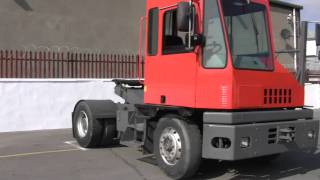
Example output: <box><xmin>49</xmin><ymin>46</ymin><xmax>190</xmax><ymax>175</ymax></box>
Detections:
<box><xmin>162</xmin><ymin>10</ymin><xmax>193</xmax><ymax>54</ymax></box>
<box><xmin>148</xmin><ymin>8</ymin><xmax>159</xmax><ymax>56</ymax></box>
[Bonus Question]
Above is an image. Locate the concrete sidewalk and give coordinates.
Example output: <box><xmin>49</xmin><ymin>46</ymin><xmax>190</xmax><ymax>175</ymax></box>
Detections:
<box><xmin>0</xmin><ymin>129</ymin><xmax>320</xmax><ymax>180</ymax></box>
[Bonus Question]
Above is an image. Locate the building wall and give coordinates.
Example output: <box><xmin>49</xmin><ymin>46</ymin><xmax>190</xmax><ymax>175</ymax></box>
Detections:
<box><xmin>0</xmin><ymin>0</ymin><xmax>145</xmax><ymax>53</ymax></box>
<box><xmin>0</xmin><ymin>79</ymin><xmax>316</xmax><ymax>133</ymax></box>
<box><xmin>305</xmin><ymin>84</ymin><xmax>320</xmax><ymax>109</ymax></box>
<box><xmin>0</xmin><ymin>1</ymin><xmax>303</xmax><ymax>56</ymax></box>
<box><xmin>0</xmin><ymin>79</ymin><xmax>124</xmax><ymax>132</ymax></box>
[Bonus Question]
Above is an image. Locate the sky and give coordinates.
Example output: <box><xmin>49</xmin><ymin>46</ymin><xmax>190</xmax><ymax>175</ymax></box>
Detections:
<box><xmin>284</xmin><ymin>0</ymin><xmax>320</xmax><ymax>21</ymax></box>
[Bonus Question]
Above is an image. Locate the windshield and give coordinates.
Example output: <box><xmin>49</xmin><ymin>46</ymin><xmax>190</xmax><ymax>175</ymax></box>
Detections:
<box><xmin>221</xmin><ymin>0</ymin><xmax>273</xmax><ymax>70</ymax></box>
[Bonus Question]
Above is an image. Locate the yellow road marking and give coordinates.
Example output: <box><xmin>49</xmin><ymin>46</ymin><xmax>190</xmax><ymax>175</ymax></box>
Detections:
<box><xmin>0</xmin><ymin>149</ymin><xmax>80</xmax><ymax>159</ymax></box>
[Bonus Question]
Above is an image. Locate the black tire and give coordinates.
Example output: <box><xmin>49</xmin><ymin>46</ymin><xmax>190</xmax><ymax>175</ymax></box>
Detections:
<box><xmin>154</xmin><ymin>115</ymin><xmax>202</xmax><ymax>179</ymax></box>
<box><xmin>72</xmin><ymin>101</ymin><xmax>103</xmax><ymax>148</ymax></box>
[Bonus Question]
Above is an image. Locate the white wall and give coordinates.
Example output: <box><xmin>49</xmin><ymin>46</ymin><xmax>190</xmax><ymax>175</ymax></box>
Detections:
<box><xmin>0</xmin><ymin>79</ymin><xmax>319</xmax><ymax>133</ymax></box>
<box><xmin>307</xmin><ymin>40</ymin><xmax>317</xmax><ymax>56</ymax></box>
<box><xmin>0</xmin><ymin>79</ymin><xmax>123</xmax><ymax>133</ymax></box>
<box><xmin>305</xmin><ymin>83</ymin><xmax>320</xmax><ymax>109</ymax></box>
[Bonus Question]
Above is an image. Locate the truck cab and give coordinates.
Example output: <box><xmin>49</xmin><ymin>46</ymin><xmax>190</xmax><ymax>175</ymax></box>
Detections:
<box><xmin>145</xmin><ymin>0</ymin><xmax>304</xmax><ymax>109</ymax></box>
<box><xmin>72</xmin><ymin>0</ymin><xmax>320</xmax><ymax>179</ymax></box>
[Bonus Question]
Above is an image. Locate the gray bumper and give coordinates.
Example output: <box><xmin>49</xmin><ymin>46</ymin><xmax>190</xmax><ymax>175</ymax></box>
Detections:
<box><xmin>203</xmin><ymin>109</ymin><xmax>313</xmax><ymax>125</ymax></box>
<box><xmin>202</xmin><ymin>118</ymin><xmax>319</xmax><ymax>161</ymax></box>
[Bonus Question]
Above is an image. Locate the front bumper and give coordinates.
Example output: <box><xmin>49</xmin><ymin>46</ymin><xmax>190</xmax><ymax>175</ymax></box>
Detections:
<box><xmin>202</xmin><ymin>110</ymin><xmax>319</xmax><ymax>161</ymax></box>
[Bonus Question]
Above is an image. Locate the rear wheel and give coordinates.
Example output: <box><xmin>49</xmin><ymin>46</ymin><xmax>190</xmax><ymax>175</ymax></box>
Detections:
<box><xmin>154</xmin><ymin>115</ymin><xmax>202</xmax><ymax>179</ymax></box>
<box><xmin>72</xmin><ymin>101</ymin><xmax>118</xmax><ymax>148</ymax></box>
<box><xmin>76</xmin><ymin>111</ymin><xmax>90</xmax><ymax>139</ymax></box>
<box><xmin>73</xmin><ymin>101</ymin><xmax>103</xmax><ymax>148</ymax></box>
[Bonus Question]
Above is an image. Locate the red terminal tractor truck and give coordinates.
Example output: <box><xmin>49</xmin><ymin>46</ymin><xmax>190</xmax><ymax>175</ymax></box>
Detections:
<box><xmin>72</xmin><ymin>0</ymin><xmax>320</xmax><ymax>179</ymax></box>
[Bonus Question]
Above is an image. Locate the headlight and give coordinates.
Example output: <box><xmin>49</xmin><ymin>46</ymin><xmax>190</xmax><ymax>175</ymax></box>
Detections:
<box><xmin>240</xmin><ymin>137</ymin><xmax>250</xmax><ymax>148</ymax></box>
<box><xmin>307</xmin><ymin>130</ymin><xmax>315</xmax><ymax>139</ymax></box>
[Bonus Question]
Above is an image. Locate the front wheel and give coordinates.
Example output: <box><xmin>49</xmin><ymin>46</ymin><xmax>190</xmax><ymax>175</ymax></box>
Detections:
<box><xmin>154</xmin><ymin>115</ymin><xmax>202</xmax><ymax>179</ymax></box>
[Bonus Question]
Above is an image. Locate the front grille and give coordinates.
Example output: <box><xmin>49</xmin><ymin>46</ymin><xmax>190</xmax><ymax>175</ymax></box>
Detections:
<box><xmin>278</xmin><ymin>127</ymin><xmax>296</xmax><ymax>143</ymax></box>
<box><xmin>267</xmin><ymin>127</ymin><xmax>296</xmax><ymax>144</ymax></box>
<box><xmin>264</xmin><ymin>88</ymin><xmax>292</xmax><ymax>105</ymax></box>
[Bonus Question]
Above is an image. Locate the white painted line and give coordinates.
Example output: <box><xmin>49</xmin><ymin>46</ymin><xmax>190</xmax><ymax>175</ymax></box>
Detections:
<box><xmin>0</xmin><ymin>149</ymin><xmax>79</xmax><ymax>159</ymax></box>
<box><xmin>280</xmin><ymin>167</ymin><xmax>302</xmax><ymax>174</ymax></box>
<box><xmin>64</xmin><ymin>141</ymin><xmax>88</xmax><ymax>151</ymax></box>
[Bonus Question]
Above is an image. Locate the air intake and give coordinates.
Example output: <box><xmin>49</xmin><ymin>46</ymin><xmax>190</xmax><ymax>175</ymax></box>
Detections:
<box><xmin>264</xmin><ymin>88</ymin><xmax>292</xmax><ymax>105</ymax></box>
<box><xmin>268</xmin><ymin>128</ymin><xmax>277</xmax><ymax>144</ymax></box>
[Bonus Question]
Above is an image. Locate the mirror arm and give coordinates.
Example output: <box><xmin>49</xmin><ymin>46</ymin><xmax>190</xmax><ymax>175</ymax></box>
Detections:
<box><xmin>316</xmin><ymin>24</ymin><xmax>320</xmax><ymax>46</ymax></box>
<box><xmin>188</xmin><ymin>0</ymin><xmax>192</xmax><ymax>49</ymax></box>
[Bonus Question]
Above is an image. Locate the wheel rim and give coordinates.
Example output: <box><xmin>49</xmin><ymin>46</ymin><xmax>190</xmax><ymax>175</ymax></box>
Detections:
<box><xmin>159</xmin><ymin>127</ymin><xmax>182</xmax><ymax>166</ymax></box>
<box><xmin>76</xmin><ymin>111</ymin><xmax>89</xmax><ymax>138</ymax></box>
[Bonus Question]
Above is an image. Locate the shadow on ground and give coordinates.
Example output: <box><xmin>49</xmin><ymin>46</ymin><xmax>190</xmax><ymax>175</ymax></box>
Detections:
<box><xmin>138</xmin><ymin>151</ymin><xmax>320</xmax><ymax>180</ymax></box>
<box><xmin>196</xmin><ymin>151</ymin><xmax>320</xmax><ymax>180</ymax></box>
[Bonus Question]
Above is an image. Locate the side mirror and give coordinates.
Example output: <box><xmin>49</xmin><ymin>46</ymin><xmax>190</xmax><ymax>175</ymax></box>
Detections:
<box><xmin>192</xmin><ymin>34</ymin><xmax>205</xmax><ymax>46</ymax></box>
<box><xmin>177</xmin><ymin>2</ymin><xmax>191</xmax><ymax>32</ymax></box>
<box><xmin>316</xmin><ymin>24</ymin><xmax>320</xmax><ymax>46</ymax></box>
<box><xmin>185</xmin><ymin>34</ymin><xmax>205</xmax><ymax>47</ymax></box>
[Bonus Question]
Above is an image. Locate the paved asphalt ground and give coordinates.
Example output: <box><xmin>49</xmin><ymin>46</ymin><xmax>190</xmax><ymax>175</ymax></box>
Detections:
<box><xmin>0</xmin><ymin>127</ymin><xmax>320</xmax><ymax>180</ymax></box>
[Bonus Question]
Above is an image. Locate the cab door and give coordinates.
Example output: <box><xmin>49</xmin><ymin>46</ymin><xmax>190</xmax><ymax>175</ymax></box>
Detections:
<box><xmin>144</xmin><ymin>7</ymin><xmax>197</xmax><ymax>108</ymax></box>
